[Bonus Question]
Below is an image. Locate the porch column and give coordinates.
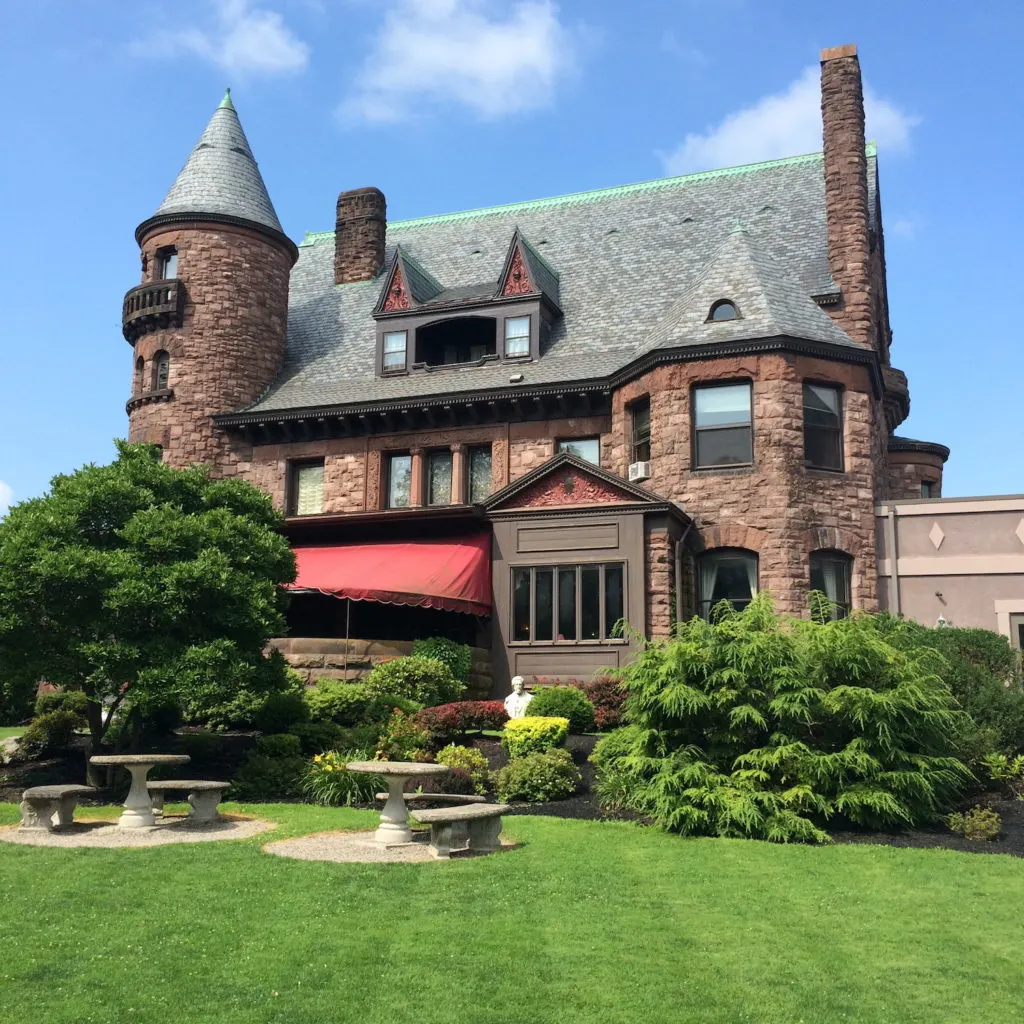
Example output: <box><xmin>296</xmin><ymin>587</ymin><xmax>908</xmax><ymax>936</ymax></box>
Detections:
<box><xmin>451</xmin><ymin>443</ymin><xmax>467</xmax><ymax>505</ymax></box>
<box><xmin>410</xmin><ymin>447</ymin><xmax>425</xmax><ymax>507</ymax></box>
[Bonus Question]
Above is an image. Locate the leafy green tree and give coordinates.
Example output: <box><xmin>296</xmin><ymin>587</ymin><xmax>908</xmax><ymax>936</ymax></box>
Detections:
<box><xmin>591</xmin><ymin>597</ymin><xmax>972</xmax><ymax>842</ymax></box>
<box><xmin>0</xmin><ymin>442</ymin><xmax>296</xmax><ymax>747</ymax></box>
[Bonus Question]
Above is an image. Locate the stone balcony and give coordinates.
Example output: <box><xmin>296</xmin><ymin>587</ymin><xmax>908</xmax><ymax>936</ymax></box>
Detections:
<box><xmin>122</xmin><ymin>280</ymin><xmax>183</xmax><ymax>343</ymax></box>
<box><xmin>882</xmin><ymin>365</ymin><xmax>910</xmax><ymax>431</ymax></box>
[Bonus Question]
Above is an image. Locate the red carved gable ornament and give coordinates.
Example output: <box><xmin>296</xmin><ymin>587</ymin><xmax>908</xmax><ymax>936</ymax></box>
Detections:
<box><xmin>382</xmin><ymin>262</ymin><xmax>411</xmax><ymax>312</ymax></box>
<box><xmin>501</xmin><ymin>467</ymin><xmax>636</xmax><ymax>509</ymax></box>
<box><xmin>501</xmin><ymin>247</ymin><xmax>533</xmax><ymax>296</ymax></box>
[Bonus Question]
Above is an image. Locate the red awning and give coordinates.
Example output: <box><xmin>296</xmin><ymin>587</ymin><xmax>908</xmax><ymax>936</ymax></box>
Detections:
<box><xmin>288</xmin><ymin>533</ymin><xmax>492</xmax><ymax>616</ymax></box>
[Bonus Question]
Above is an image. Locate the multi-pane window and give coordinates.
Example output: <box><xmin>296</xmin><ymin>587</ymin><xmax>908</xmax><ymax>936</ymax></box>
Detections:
<box><xmin>504</xmin><ymin>316</ymin><xmax>530</xmax><ymax>357</ymax></box>
<box><xmin>158</xmin><ymin>248</ymin><xmax>178</xmax><ymax>279</ymax></box>
<box><xmin>383</xmin><ymin>331</ymin><xmax>408</xmax><ymax>372</ymax></box>
<box><xmin>468</xmin><ymin>445</ymin><xmax>492</xmax><ymax>503</ymax></box>
<box><xmin>289</xmin><ymin>460</ymin><xmax>325</xmax><ymax>516</ymax></box>
<box><xmin>427</xmin><ymin>450</ymin><xmax>453</xmax><ymax>506</ymax></box>
<box><xmin>387</xmin><ymin>453</ymin><xmax>412</xmax><ymax>508</ymax></box>
<box><xmin>512</xmin><ymin>563</ymin><xmax>625</xmax><ymax>642</ymax></box>
<box><xmin>809</xmin><ymin>550</ymin><xmax>852</xmax><ymax>619</ymax></box>
<box><xmin>557</xmin><ymin>437</ymin><xmax>600</xmax><ymax>465</ymax></box>
<box><xmin>803</xmin><ymin>383</ymin><xmax>843</xmax><ymax>471</ymax></box>
<box><xmin>154</xmin><ymin>351</ymin><xmax>170</xmax><ymax>391</ymax></box>
<box><xmin>697</xmin><ymin>549</ymin><xmax>757</xmax><ymax>619</ymax></box>
<box><xmin>630</xmin><ymin>398</ymin><xmax>651</xmax><ymax>463</ymax></box>
<box><xmin>693</xmin><ymin>383</ymin><xmax>752</xmax><ymax>467</ymax></box>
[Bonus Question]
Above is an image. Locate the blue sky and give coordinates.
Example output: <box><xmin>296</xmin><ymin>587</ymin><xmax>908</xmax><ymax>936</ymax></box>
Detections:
<box><xmin>1</xmin><ymin>0</ymin><xmax>1021</xmax><ymax>515</ymax></box>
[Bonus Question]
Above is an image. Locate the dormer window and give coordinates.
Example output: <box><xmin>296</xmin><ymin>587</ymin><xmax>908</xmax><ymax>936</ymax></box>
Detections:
<box><xmin>417</xmin><ymin>317</ymin><xmax>496</xmax><ymax>367</ymax></box>
<box><xmin>708</xmin><ymin>299</ymin><xmax>739</xmax><ymax>322</ymax></box>
<box><xmin>504</xmin><ymin>316</ymin><xmax>531</xmax><ymax>357</ymax></box>
<box><xmin>157</xmin><ymin>248</ymin><xmax>178</xmax><ymax>280</ymax></box>
<box><xmin>382</xmin><ymin>330</ymin><xmax>407</xmax><ymax>373</ymax></box>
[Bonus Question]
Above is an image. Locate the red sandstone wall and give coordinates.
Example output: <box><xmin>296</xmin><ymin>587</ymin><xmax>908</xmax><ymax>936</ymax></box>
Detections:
<box><xmin>128</xmin><ymin>221</ymin><xmax>293</xmax><ymax>472</ymax></box>
<box><xmin>886</xmin><ymin>452</ymin><xmax>945</xmax><ymax>500</ymax></box>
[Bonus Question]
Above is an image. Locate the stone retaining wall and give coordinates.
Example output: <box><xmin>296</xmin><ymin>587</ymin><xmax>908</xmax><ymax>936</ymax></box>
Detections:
<box><xmin>270</xmin><ymin>637</ymin><xmax>493</xmax><ymax>699</ymax></box>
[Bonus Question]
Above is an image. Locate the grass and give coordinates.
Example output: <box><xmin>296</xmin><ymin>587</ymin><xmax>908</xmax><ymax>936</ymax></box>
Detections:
<box><xmin>0</xmin><ymin>803</ymin><xmax>1022</xmax><ymax>1024</ymax></box>
<box><xmin>0</xmin><ymin>727</ymin><xmax>23</xmax><ymax>740</ymax></box>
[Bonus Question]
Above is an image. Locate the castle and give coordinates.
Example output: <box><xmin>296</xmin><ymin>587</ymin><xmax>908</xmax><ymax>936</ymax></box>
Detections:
<box><xmin>121</xmin><ymin>45</ymin><xmax>1024</xmax><ymax>690</ymax></box>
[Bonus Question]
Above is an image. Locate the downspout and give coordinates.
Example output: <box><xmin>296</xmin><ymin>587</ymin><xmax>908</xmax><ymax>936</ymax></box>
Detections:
<box><xmin>886</xmin><ymin>505</ymin><xmax>901</xmax><ymax>616</ymax></box>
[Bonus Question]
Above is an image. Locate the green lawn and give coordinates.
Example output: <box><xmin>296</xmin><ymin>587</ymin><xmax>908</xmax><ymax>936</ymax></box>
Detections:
<box><xmin>0</xmin><ymin>803</ymin><xmax>1022</xmax><ymax>1024</ymax></box>
<box><xmin>0</xmin><ymin>727</ymin><xmax>23</xmax><ymax>741</ymax></box>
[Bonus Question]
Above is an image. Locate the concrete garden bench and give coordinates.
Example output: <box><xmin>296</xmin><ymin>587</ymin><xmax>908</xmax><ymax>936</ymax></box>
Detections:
<box><xmin>412</xmin><ymin>803</ymin><xmax>510</xmax><ymax>859</ymax></box>
<box><xmin>146</xmin><ymin>780</ymin><xmax>230</xmax><ymax>824</ymax></box>
<box><xmin>19</xmin><ymin>785</ymin><xmax>97</xmax><ymax>831</ymax></box>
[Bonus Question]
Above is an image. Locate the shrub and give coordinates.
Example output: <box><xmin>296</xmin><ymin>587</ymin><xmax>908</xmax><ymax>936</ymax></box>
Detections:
<box><xmin>501</xmin><ymin>716</ymin><xmax>569</xmax><ymax>758</ymax></box>
<box><xmin>980</xmin><ymin>753</ymin><xmax>1024</xmax><ymax>799</ymax></box>
<box><xmin>301</xmin><ymin>749</ymin><xmax>381</xmax><ymax>806</ymax></box>
<box><xmin>527</xmin><ymin>686</ymin><xmax>595</xmax><ymax>734</ymax></box>
<box><xmin>590</xmin><ymin>597</ymin><xmax>972</xmax><ymax>843</ymax></box>
<box><xmin>303</xmin><ymin>681</ymin><xmax>372</xmax><ymax>726</ymax></box>
<box><xmin>17</xmin><ymin>710</ymin><xmax>84</xmax><ymax>757</ymax></box>
<box><xmin>191</xmin><ymin>688</ymin><xmax>268</xmax><ymax>731</ymax></box>
<box><xmin>229</xmin><ymin>755</ymin><xmax>305</xmax><ymax>801</ymax></box>
<box><xmin>416</xmin><ymin>701</ymin><xmax>508</xmax><ymax>742</ymax></box>
<box><xmin>336</xmin><ymin>723</ymin><xmax>385</xmax><ymax>750</ymax></box>
<box><xmin>947</xmin><ymin>805</ymin><xmax>1002</xmax><ymax>841</ymax></box>
<box><xmin>374</xmin><ymin>710</ymin><xmax>432</xmax><ymax>762</ymax></box>
<box><xmin>412</xmin><ymin>637</ymin><xmax>472</xmax><ymax>684</ymax></box>
<box><xmin>365</xmin><ymin>693</ymin><xmax>423</xmax><ymax>724</ymax></box>
<box><xmin>436</xmin><ymin>744</ymin><xmax>491</xmax><ymax>794</ymax></box>
<box><xmin>365</xmin><ymin>656</ymin><xmax>464</xmax><ymax>708</ymax></box>
<box><xmin>255</xmin><ymin>733</ymin><xmax>303</xmax><ymax>758</ymax></box>
<box><xmin>176</xmin><ymin>731</ymin><xmax>226</xmax><ymax>762</ymax></box>
<box><xmin>288</xmin><ymin>720</ymin><xmax>346</xmax><ymax>755</ymax></box>
<box><xmin>495</xmin><ymin>748</ymin><xmax>581</xmax><ymax>803</ymax></box>
<box><xmin>572</xmin><ymin>677</ymin><xmax>628</xmax><ymax>731</ymax></box>
<box><xmin>435</xmin><ymin>767</ymin><xmax>476</xmax><ymax>795</ymax></box>
<box><xmin>254</xmin><ymin>691</ymin><xmax>309</xmax><ymax>734</ymax></box>
<box><xmin>35</xmin><ymin>690</ymin><xmax>90</xmax><ymax>718</ymax></box>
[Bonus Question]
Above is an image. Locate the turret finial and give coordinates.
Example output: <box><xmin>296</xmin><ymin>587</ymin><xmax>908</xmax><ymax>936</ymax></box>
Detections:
<box><xmin>218</xmin><ymin>88</ymin><xmax>234</xmax><ymax>110</ymax></box>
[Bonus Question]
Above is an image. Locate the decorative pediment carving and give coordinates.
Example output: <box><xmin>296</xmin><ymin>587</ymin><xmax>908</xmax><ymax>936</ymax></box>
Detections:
<box><xmin>501</xmin><ymin>247</ymin><xmax>533</xmax><ymax>297</ymax></box>
<box><xmin>382</xmin><ymin>261</ymin><xmax>411</xmax><ymax>312</ymax></box>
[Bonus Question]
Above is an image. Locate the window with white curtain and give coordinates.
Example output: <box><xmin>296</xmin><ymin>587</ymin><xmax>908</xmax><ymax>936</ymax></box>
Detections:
<box><xmin>809</xmin><ymin>550</ymin><xmax>852</xmax><ymax>619</ymax></box>
<box><xmin>697</xmin><ymin>548</ymin><xmax>758</xmax><ymax>619</ymax></box>
<box><xmin>289</xmin><ymin>460</ymin><xmax>325</xmax><ymax>516</ymax></box>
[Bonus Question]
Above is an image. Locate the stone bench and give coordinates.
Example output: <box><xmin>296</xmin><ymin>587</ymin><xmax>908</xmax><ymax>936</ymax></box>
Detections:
<box><xmin>374</xmin><ymin>792</ymin><xmax>487</xmax><ymax>806</ymax></box>
<box><xmin>412</xmin><ymin>803</ymin><xmax>511</xmax><ymax>859</ymax></box>
<box><xmin>147</xmin><ymin>780</ymin><xmax>230</xmax><ymax>824</ymax></box>
<box><xmin>20</xmin><ymin>785</ymin><xmax>97</xmax><ymax>832</ymax></box>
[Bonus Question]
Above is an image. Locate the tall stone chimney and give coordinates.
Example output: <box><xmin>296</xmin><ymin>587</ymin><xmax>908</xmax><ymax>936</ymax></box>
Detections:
<box><xmin>335</xmin><ymin>187</ymin><xmax>387</xmax><ymax>284</ymax></box>
<box><xmin>820</xmin><ymin>44</ymin><xmax>874</xmax><ymax>350</ymax></box>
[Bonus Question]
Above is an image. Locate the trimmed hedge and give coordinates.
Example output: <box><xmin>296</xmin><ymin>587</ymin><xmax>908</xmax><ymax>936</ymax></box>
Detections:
<box><xmin>365</xmin><ymin>656</ymin><xmax>465</xmax><ymax>708</ymax></box>
<box><xmin>412</xmin><ymin>637</ymin><xmax>472</xmax><ymax>684</ymax></box>
<box><xmin>495</xmin><ymin>748</ymin><xmax>581</xmax><ymax>802</ymax></box>
<box><xmin>527</xmin><ymin>686</ymin><xmax>595</xmax><ymax>734</ymax></box>
<box><xmin>501</xmin><ymin>716</ymin><xmax>569</xmax><ymax>758</ymax></box>
<box><xmin>416</xmin><ymin>700</ymin><xmax>508</xmax><ymax>742</ymax></box>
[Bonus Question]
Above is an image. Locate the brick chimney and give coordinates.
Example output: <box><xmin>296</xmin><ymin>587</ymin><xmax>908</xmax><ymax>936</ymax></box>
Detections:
<box><xmin>335</xmin><ymin>186</ymin><xmax>387</xmax><ymax>284</ymax></box>
<box><xmin>820</xmin><ymin>44</ymin><xmax>874</xmax><ymax>350</ymax></box>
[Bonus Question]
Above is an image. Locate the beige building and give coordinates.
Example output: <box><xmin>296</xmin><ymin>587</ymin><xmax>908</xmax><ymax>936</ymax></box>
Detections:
<box><xmin>876</xmin><ymin>495</ymin><xmax>1024</xmax><ymax>648</ymax></box>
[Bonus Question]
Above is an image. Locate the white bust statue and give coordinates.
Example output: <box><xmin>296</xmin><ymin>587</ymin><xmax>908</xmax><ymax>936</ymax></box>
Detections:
<box><xmin>503</xmin><ymin>676</ymin><xmax>534</xmax><ymax>719</ymax></box>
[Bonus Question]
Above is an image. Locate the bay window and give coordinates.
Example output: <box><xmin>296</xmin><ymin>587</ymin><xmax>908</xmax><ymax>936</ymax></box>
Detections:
<box><xmin>511</xmin><ymin>563</ymin><xmax>625</xmax><ymax>642</ymax></box>
<box><xmin>693</xmin><ymin>383</ymin><xmax>752</xmax><ymax>468</ymax></box>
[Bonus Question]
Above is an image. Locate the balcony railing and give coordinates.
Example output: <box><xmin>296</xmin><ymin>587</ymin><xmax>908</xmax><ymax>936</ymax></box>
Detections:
<box><xmin>122</xmin><ymin>280</ymin><xmax>183</xmax><ymax>343</ymax></box>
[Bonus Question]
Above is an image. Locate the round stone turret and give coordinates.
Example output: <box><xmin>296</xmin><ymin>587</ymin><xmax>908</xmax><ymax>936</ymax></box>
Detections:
<box><xmin>124</xmin><ymin>91</ymin><xmax>297</xmax><ymax>470</ymax></box>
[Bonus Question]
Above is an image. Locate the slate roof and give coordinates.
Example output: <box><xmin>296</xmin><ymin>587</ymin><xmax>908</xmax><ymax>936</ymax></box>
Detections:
<box><xmin>150</xmin><ymin>92</ymin><xmax>284</xmax><ymax>236</ymax></box>
<box><xmin>240</xmin><ymin>146</ymin><xmax>880</xmax><ymax>415</ymax></box>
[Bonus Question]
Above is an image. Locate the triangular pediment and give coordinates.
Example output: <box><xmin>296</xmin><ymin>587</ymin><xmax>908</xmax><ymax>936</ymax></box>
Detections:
<box><xmin>374</xmin><ymin>246</ymin><xmax>444</xmax><ymax>314</ymax></box>
<box><xmin>483</xmin><ymin>451</ymin><xmax>663</xmax><ymax>511</ymax></box>
<box><xmin>495</xmin><ymin>228</ymin><xmax>561</xmax><ymax>309</ymax></box>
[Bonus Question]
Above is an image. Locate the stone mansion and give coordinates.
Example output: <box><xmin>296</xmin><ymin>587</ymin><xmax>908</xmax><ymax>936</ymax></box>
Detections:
<box><xmin>123</xmin><ymin>45</ymin><xmax>1023</xmax><ymax>691</ymax></box>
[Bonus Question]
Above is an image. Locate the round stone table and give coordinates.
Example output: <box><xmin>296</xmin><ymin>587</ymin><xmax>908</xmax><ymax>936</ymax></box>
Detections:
<box><xmin>346</xmin><ymin>761</ymin><xmax>450</xmax><ymax>845</ymax></box>
<box><xmin>90</xmin><ymin>754</ymin><xmax>190</xmax><ymax>829</ymax></box>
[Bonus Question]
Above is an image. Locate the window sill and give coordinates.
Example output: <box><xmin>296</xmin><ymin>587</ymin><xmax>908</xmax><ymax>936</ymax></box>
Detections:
<box><xmin>804</xmin><ymin>464</ymin><xmax>846</xmax><ymax>476</ymax></box>
<box><xmin>125</xmin><ymin>388</ymin><xmax>174</xmax><ymax>413</ymax></box>
<box><xmin>690</xmin><ymin>463</ymin><xmax>754</xmax><ymax>474</ymax></box>
<box><xmin>508</xmin><ymin>639</ymin><xmax>628</xmax><ymax>647</ymax></box>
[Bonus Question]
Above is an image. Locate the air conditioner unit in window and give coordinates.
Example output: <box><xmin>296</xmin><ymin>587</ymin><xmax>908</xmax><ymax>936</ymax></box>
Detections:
<box><xmin>628</xmin><ymin>461</ymin><xmax>651</xmax><ymax>482</ymax></box>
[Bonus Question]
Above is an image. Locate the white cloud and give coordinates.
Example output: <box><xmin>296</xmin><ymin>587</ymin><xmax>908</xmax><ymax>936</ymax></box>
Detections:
<box><xmin>343</xmin><ymin>0</ymin><xmax>577</xmax><ymax>122</ymax></box>
<box><xmin>135</xmin><ymin>0</ymin><xmax>309</xmax><ymax>75</ymax></box>
<box><xmin>661</xmin><ymin>66</ymin><xmax>918</xmax><ymax>175</ymax></box>
<box><xmin>0</xmin><ymin>481</ymin><xmax>12</xmax><ymax>517</ymax></box>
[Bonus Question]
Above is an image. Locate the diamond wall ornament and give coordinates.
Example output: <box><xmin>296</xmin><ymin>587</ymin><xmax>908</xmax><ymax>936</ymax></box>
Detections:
<box><xmin>928</xmin><ymin>522</ymin><xmax>945</xmax><ymax>550</ymax></box>
<box><xmin>1016</xmin><ymin>518</ymin><xmax>1024</xmax><ymax>547</ymax></box>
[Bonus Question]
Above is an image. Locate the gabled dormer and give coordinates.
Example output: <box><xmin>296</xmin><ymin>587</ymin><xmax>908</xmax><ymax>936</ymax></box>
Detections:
<box><xmin>373</xmin><ymin>229</ymin><xmax>562</xmax><ymax>376</ymax></box>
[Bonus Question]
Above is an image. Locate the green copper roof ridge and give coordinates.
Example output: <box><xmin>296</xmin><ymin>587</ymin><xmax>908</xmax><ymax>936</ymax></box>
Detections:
<box><xmin>218</xmin><ymin>88</ymin><xmax>234</xmax><ymax>110</ymax></box>
<box><xmin>298</xmin><ymin>144</ymin><xmax>878</xmax><ymax>247</ymax></box>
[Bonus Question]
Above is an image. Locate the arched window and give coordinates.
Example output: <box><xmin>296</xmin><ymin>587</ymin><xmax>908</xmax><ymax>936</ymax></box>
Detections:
<box><xmin>153</xmin><ymin>351</ymin><xmax>170</xmax><ymax>391</ymax></box>
<box><xmin>698</xmin><ymin>548</ymin><xmax>758</xmax><ymax>619</ymax></box>
<box><xmin>708</xmin><ymin>299</ymin><xmax>739</xmax><ymax>322</ymax></box>
<box><xmin>134</xmin><ymin>356</ymin><xmax>145</xmax><ymax>395</ymax></box>
<box><xmin>809</xmin><ymin>550</ymin><xmax>852</xmax><ymax>619</ymax></box>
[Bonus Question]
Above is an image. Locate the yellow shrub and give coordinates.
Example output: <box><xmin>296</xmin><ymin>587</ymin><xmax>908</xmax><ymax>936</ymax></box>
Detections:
<box><xmin>501</xmin><ymin>716</ymin><xmax>569</xmax><ymax>757</ymax></box>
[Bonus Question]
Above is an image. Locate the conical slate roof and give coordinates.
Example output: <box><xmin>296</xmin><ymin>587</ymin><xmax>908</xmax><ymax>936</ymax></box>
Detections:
<box><xmin>642</xmin><ymin>223</ymin><xmax>860</xmax><ymax>353</ymax></box>
<box><xmin>148</xmin><ymin>91</ymin><xmax>284</xmax><ymax>235</ymax></box>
